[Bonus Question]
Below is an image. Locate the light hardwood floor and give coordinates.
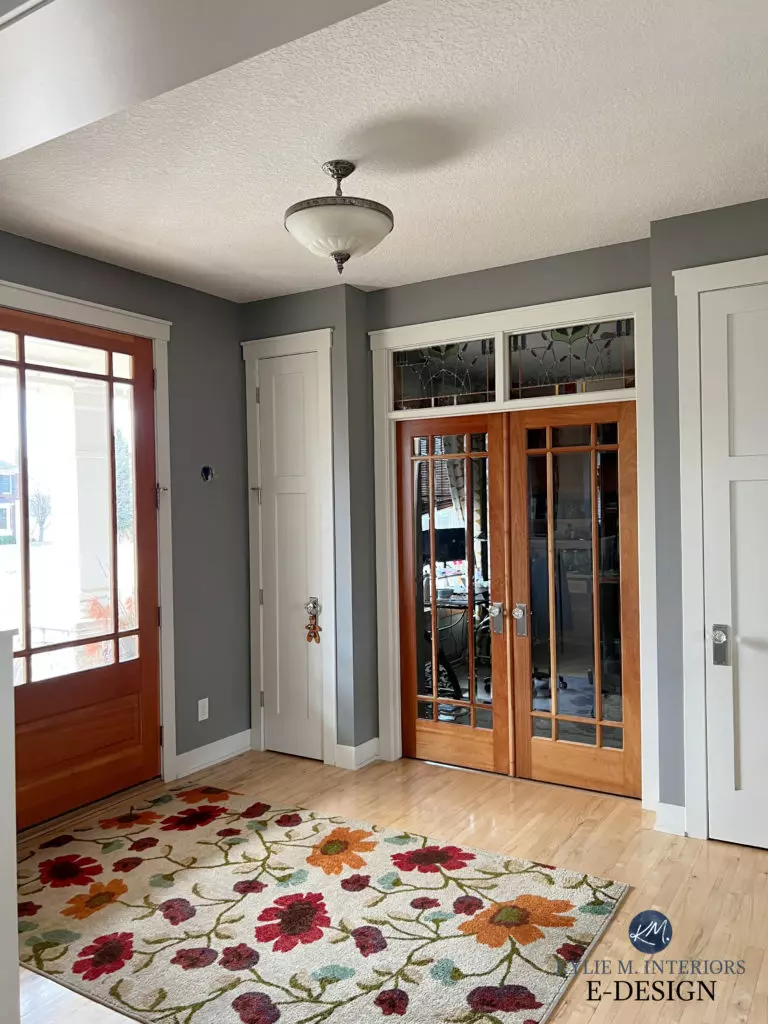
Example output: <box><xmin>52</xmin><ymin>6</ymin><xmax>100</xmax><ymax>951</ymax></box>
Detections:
<box><xmin>19</xmin><ymin>751</ymin><xmax>768</xmax><ymax>1022</ymax></box>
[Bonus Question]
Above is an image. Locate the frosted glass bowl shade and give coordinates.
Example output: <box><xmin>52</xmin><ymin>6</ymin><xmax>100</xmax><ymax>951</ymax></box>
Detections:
<box><xmin>284</xmin><ymin>196</ymin><xmax>394</xmax><ymax>259</ymax></box>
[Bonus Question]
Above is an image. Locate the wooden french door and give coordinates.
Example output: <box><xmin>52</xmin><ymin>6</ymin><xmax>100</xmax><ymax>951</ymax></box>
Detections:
<box><xmin>0</xmin><ymin>309</ymin><xmax>160</xmax><ymax>829</ymax></box>
<box><xmin>397</xmin><ymin>403</ymin><xmax>640</xmax><ymax>798</ymax></box>
<box><xmin>398</xmin><ymin>415</ymin><xmax>510</xmax><ymax>773</ymax></box>
<box><xmin>509</xmin><ymin>403</ymin><xmax>640</xmax><ymax>797</ymax></box>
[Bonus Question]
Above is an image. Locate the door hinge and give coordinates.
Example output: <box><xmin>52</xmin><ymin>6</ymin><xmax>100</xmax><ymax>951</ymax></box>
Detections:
<box><xmin>259</xmin><ymin>588</ymin><xmax>264</xmax><ymax>606</ymax></box>
<box><xmin>260</xmin><ymin>691</ymin><xmax>264</xmax><ymax>707</ymax></box>
<box><xmin>159</xmin><ymin>725</ymin><xmax>164</xmax><ymax>747</ymax></box>
<box><xmin>251</xmin><ymin>486</ymin><xmax>261</xmax><ymax>504</ymax></box>
<box><xmin>153</xmin><ymin>369</ymin><xmax>157</xmax><ymax>390</ymax></box>
<box><xmin>157</xmin><ymin>606</ymin><xmax>162</xmax><ymax>628</ymax></box>
<box><xmin>254</xmin><ymin>386</ymin><xmax>260</xmax><ymax>403</ymax></box>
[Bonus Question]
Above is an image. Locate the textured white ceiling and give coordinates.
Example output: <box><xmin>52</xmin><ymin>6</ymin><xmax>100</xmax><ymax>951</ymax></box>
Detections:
<box><xmin>0</xmin><ymin>0</ymin><xmax>767</xmax><ymax>301</ymax></box>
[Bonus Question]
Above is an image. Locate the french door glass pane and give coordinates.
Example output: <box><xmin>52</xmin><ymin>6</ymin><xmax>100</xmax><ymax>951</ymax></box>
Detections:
<box><xmin>597</xmin><ymin>451</ymin><xmax>622</xmax><ymax>722</ymax></box>
<box><xmin>119</xmin><ymin>634</ymin><xmax>139</xmax><ymax>662</ymax></box>
<box><xmin>553</xmin><ymin>452</ymin><xmax>595</xmax><ymax>718</ymax></box>
<box><xmin>472</xmin><ymin>457</ymin><xmax>492</xmax><ymax>707</ymax></box>
<box><xmin>528</xmin><ymin>455</ymin><xmax>551</xmax><ymax>712</ymax></box>
<box><xmin>414</xmin><ymin>461</ymin><xmax>432</xmax><ymax>698</ymax></box>
<box><xmin>434</xmin><ymin>459</ymin><xmax>469</xmax><ymax>703</ymax></box>
<box><xmin>114</xmin><ymin>383</ymin><xmax>138</xmax><ymax>630</ymax></box>
<box><xmin>26</xmin><ymin>370</ymin><xmax>113</xmax><ymax>646</ymax></box>
<box><xmin>26</xmin><ymin>337</ymin><xmax>107</xmax><ymax>375</ymax></box>
<box><xmin>0</xmin><ymin>331</ymin><xmax>17</xmax><ymax>359</ymax></box>
<box><xmin>0</xmin><ymin>365</ymin><xmax>23</xmax><ymax>648</ymax></box>
<box><xmin>112</xmin><ymin>353</ymin><xmax>133</xmax><ymax>379</ymax></box>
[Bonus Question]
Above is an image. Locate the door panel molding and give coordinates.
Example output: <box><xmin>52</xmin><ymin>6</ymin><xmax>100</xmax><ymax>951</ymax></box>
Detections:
<box><xmin>676</xmin><ymin>257</ymin><xmax>768</xmax><ymax>843</ymax></box>
<box><xmin>242</xmin><ymin>330</ymin><xmax>336</xmax><ymax>766</ymax></box>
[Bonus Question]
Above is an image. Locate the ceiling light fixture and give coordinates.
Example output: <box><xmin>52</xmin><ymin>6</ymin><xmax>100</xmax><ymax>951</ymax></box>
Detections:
<box><xmin>284</xmin><ymin>160</ymin><xmax>394</xmax><ymax>275</ymax></box>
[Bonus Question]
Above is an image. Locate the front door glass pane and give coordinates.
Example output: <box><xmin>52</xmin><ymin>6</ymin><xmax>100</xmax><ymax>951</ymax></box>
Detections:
<box><xmin>26</xmin><ymin>371</ymin><xmax>113</xmax><ymax>646</ymax></box>
<box><xmin>0</xmin><ymin>365</ymin><xmax>23</xmax><ymax>649</ymax></box>
<box><xmin>114</xmin><ymin>383</ymin><xmax>138</xmax><ymax>630</ymax></box>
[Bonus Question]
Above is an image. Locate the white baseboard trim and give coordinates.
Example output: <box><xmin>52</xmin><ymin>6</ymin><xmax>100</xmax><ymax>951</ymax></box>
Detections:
<box><xmin>335</xmin><ymin>737</ymin><xmax>380</xmax><ymax>771</ymax></box>
<box><xmin>175</xmin><ymin>730</ymin><xmax>253</xmax><ymax>780</ymax></box>
<box><xmin>655</xmin><ymin>802</ymin><xmax>687</xmax><ymax>836</ymax></box>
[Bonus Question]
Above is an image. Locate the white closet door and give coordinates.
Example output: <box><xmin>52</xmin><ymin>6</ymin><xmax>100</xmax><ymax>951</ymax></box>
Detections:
<box><xmin>258</xmin><ymin>352</ymin><xmax>323</xmax><ymax>760</ymax></box>
<box><xmin>701</xmin><ymin>283</ymin><xmax>768</xmax><ymax>847</ymax></box>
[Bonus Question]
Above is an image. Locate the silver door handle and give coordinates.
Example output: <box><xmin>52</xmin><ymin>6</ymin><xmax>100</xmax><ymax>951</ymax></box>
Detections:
<box><xmin>489</xmin><ymin>602</ymin><xmax>504</xmax><ymax>635</ymax></box>
<box><xmin>512</xmin><ymin>602</ymin><xmax>528</xmax><ymax>637</ymax></box>
<box><xmin>712</xmin><ymin>623</ymin><xmax>730</xmax><ymax>666</ymax></box>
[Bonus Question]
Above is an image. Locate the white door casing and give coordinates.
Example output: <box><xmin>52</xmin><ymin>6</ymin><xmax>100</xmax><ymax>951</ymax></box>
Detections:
<box><xmin>700</xmin><ymin>284</ymin><xmax>768</xmax><ymax>847</ymax></box>
<box><xmin>243</xmin><ymin>330</ymin><xmax>336</xmax><ymax>766</ymax></box>
<box><xmin>677</xmin><ymin>255</ymin><xmax>768</xmax><ymax>842</ymax></box>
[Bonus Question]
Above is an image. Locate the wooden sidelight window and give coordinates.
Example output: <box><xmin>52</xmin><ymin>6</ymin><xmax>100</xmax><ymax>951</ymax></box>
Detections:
<box><xmin>0</xmin><ymin>309</ymin><xmax>160</xmax><ymax>828</ymax></box>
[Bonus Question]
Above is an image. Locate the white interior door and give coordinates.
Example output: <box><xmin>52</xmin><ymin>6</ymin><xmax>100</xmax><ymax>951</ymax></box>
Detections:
<box><xmin>258</xmin><ymin>352</ymin><xmax>324</xmax><ymax>760</ymax></box>
<box><xmin>701</xmin><ymin>282</ymin><xmax>768</xmax><ymax>847</ymax></box>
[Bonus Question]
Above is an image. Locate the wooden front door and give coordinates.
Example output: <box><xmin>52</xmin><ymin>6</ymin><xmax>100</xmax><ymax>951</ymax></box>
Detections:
<box><xmin>508</xmin><ymin>403</ymin><xmax>640</xmax><ymax>797</ymax></box>
<box><xmin>0</xmin><ymin>309</ymin><xmax>160</xmax><ymax>829</ymax></box>
<box><xmin>398</xmin><ymin>415</ymin><xmax>509</xmax><ymax>773</ymax></box>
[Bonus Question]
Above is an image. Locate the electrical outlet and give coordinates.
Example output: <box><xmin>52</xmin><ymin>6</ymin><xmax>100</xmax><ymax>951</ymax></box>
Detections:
<box><xmin>198</xmin><ymin>698</ymin><xmax>209</xmax><ymax>722</ymax></box>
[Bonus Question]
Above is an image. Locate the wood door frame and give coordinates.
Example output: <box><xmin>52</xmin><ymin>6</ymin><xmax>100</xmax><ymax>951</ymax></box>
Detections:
<box><xmin>675</xmin><ymin>254</ymin><xmax>768</xmax><ymax>840</ymax></box>
<box><xmin>241</xmin><ymin>330</ymin><xmax>337</xmax><ymax>768</ymax></box>
<box><xmin>0</xmin><ymin>278</ymin><xmax>178</xmax><ymax>782</ymax></box>
<box><xmin>370</xmin><ymin>288</ymin><xmax>660</xmax><ymax>810</ymax></box>
<box><xmin>396</xmin><ymin>413</ymin><xmax>510</xmax><ymax>774</ymax></box>
<box><xmin>508</xmin><ymin>401</ymin><xmax>641</xmax><ymax>797</ymax></box>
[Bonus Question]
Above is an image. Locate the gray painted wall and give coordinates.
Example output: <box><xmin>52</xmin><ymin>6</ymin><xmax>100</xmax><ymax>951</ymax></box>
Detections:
<box><xmin>367</xmin><ymin>240</ymin><xmax>651</xmax><ymax>330</ymax></box>
<box><xmin>240</xmin><ymin>285</ymin><xmax>378</xmax><ymax>747</ymax></box>
<box><xmin>0</xmin><ymin>230</ymin><xmax>250</xmax><ymax>755</ymax></box>
<box><xmin>649</xmin><ymin>198</ymin><xmax>768</xmax><ymax>806</ymax></box>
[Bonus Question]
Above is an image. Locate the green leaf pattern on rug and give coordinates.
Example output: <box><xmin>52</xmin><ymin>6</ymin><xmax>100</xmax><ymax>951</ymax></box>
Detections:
<box><xmin>17</xmin><ymin>784</ymin><xmax>628</xmax><ymax>1022</ymax></box>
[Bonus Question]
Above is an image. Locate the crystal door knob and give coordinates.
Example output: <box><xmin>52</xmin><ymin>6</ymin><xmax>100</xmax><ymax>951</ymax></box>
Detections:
<box><xmin>712</xmin><ymin>629</ymin><xmax>727</xmax><ymax>645</ymax></box>
<box><xmin>511</xmin><ymin>606</ymin><xmax>525</xmax><ymax>620</ymax></box>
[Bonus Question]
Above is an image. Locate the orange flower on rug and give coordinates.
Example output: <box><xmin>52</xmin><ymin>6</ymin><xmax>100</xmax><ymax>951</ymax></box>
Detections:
<box><xmin>18</xmin><ymin>786</ymin><xmax>629</xmax><ymax>1023</ymax></box>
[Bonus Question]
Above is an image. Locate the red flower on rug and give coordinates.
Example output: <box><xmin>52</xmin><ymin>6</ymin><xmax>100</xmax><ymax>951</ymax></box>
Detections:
<box><xmin>160</xmin><ymin>805</ymin><xmax>227</xmax><ymax>831</ymax></box>
<box><xmin>255</xmin><ymin>892</ymin><xmax>330</xmax><ymax>952</ymax></box>
<box><xmin>232</xmin><ymin>992</ymin><xmax>281</xmax><ymax>1024</ymax></box>
<box><xmin>218</xmin><ymin>828</ymin><xmax>242</xmax><ymax>838</ymax></box>
<box><xmin>410</xmin><ymin>897</ymin><xmax>440</xmax><ymax>910</ymax></box>
<box><xmin>466</xmin><ymin>985</ymin><xmax>543</xmax><ymax>1013</ymax></box>
<box><xmin>351</xmin><ymin>925</ymin><xmax>387</xmax><ymax>957</ymax></box>
<box><xmin>171</xmin><ymin>947</ymin><xmax>218</xmax><ymax>970</ymax></box>
<box><xmin>18</xmin><ymin>901</ymin><xmax>41</xmax><ymax>917</ymax></box>
<box><xmin>177</xmin><ymin>785</ymin><xmax>238</xmax><ymax>805</ymax></box>
<box><xmin>39</xmin><ymin>854</ymin><xmax>103</xmax><ymax>888</ymax></box>
<box><xmin>99</xmin><ymin>810</ymin><xmax>162</xmax><ymax>830</ymax></box>
<box><xmin>374</xmin><ymin>989</ymin><xmax>409</xmax><ymax>1016</ymax></box>
<box><xmin>275</xmin><ymin>814</ymin><xmax>302</xmax><ymax>827</ymax></box>
<box><xmin>241</xmin><ymin>801</ymin><xmax>271</xmax><ymax>819</ymax></box>
<box><xmin>220</xmin><ymin>944</ymin><xmax>260</xmax><ymax>971</ymax></box>
<box><xmin>72</xmin><ymin>932</ymin><xmax>134</xmax><ymax>981</ymax></box>
<box><xmin>391</xmin><ymin>845</ymin><xmax>475</xmax><ymax>874</ymax></box>
<box><xmin>130</xmin><ymin>836</ymin><xmax>159</xmax><ymax>851</ymax></box>
<box><xmin>234</xmin><ymin>879</ymin><xmax>267</xmax><ymax>895</ymax></box>
<box><xmin>159</xmin><ymin>898</ymin><xmax>196</xmax><ymax>925</ymax></box>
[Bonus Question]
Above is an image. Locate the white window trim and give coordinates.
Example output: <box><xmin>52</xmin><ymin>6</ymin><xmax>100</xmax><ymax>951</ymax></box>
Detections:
<box><xmin>0</xmin><ymin>504</ymin><xmax>12</xmax><ymax>536</ymax></box>
<box><xmin>0</xmin><ymin>278</ymin><xmax>178</xmax><ymax>782</ymax></box>
<box><xmin>674</xmin><ymin>253</ymin><xmax>768</xmax><ymax>840</ymax></box>
<box><xmin>371</xmin><ymin>288</ymin><xmax>659</xmax><ymax>811</ymax></box>
<box><xmin>241</xmin><ymin>329</ymin><xmax>338</xmax><ymax>767</ymax></box>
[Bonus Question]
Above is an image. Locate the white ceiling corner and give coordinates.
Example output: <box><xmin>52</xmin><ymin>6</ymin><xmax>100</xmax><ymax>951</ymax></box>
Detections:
<box><xmin>0</xmin><ymin>0</ymin><xmax>766</xmax><ymax>301</ymax></box>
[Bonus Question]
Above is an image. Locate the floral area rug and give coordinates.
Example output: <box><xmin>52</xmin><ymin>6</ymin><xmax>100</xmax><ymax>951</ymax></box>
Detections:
<box><xmin>18</xmin><ymin>784</ymin><xmax>629</xmax><ymax>1023</ymax></box>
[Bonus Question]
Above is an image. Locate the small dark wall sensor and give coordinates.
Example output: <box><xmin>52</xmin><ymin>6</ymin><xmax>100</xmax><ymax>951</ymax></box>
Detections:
<box><xmin>201</xmin><ymin>465</ymin><xmax>215</xmax><ymax>482</ymax></box>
